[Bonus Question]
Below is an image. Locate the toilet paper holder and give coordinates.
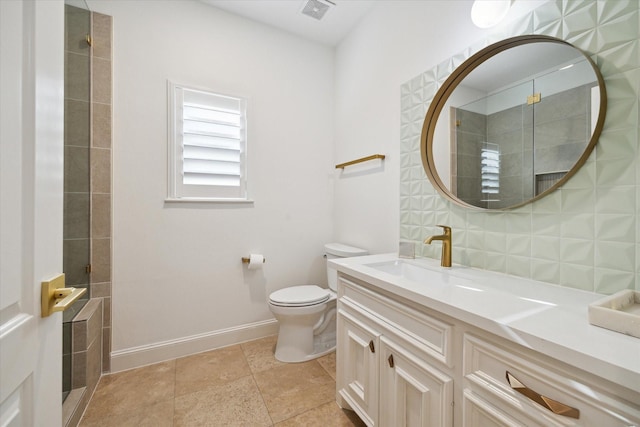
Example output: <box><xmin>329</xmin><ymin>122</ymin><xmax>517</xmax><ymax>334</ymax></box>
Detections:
<box><xmin>242</xmin><ymin>256</ymin><xmax>266</xmax><ymax>264</ymax></box>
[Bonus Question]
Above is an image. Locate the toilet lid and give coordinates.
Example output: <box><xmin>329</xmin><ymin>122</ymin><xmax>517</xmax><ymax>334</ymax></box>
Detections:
<box><xmin>269</xmin><ymin>285</ymin><xmax>330</xmax><ymax>307</ymax></box>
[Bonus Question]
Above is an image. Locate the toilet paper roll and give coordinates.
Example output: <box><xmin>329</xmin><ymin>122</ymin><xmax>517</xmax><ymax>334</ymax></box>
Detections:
<box><xmin>248</xmin><ymin>254</ymin><xmax>264</xmax><ymax>270</ymax></box>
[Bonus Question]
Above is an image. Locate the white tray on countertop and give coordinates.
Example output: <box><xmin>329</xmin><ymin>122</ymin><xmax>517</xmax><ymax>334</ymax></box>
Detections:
<box><xmin>588</xmin><ymin>290</ymin><xmax>640</xmax><ymax>338</ymax></box>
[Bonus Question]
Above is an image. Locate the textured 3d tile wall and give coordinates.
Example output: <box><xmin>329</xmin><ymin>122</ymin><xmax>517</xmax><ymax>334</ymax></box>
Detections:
<box><xmin>400</xmin><ymin>0</ymin><xmax>640</xmax><ymax>294</ymax></box>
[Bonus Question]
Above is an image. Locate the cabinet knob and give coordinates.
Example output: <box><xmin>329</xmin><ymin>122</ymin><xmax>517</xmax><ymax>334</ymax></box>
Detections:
<box><xmin>506</xmin><ymin>371</ymin><xmax>579</xmax><ymax>419</ymax></box>
<box><xmin>368</xmin><ymin>340</ymin><xmax>375</xmax><ymax>353</ymax></box>
<box><xmin>388</xmin><ymin>354</ymin><xmax>394</xmax><ymax>368</ymax></box>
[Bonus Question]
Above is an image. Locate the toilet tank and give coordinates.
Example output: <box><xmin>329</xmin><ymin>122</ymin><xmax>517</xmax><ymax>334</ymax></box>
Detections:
<box><xmin>325</xmin><ymin>243</ymin><xmax>368</xmax><ymax>291</ymax></box>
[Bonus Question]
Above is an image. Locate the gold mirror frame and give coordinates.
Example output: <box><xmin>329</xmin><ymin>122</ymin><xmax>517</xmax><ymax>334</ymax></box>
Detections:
<box><xmin>421</xmin><ymin>35</ymin><xmax>607</xmax><ymax>210</ymax></box>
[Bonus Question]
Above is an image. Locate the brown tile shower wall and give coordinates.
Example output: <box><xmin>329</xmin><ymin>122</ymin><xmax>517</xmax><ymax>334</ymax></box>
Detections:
<box><xmin>72</xmin><ymin>299</ymin><xmax>103</xmax><ymax>391</ymax></box>
<box><xmin>487</xmin><ymin>103</ymin><xmax>532</xmax><ymax>209</ymax></box>
<box><xmin>62</xmin><ymin>9</ymin><xmax>112</xmax><ymax>427</ymax></box>
<box><xmin>64</xmin><ymin>3</ymin><xmax>91</xmax><ymax>317</ymax></box>
<box><xmin>65</xmin><ymin>299</ymin><xmax>103</xmax><ymax>427</ymax></box>
<box><xmin>63</xmin><ymin>5</ymin><xmax>92</xmax><ymax>411</ymax></box>
<box><xmin>91</xmin><ymin>10</ymin><xmax>113</xmax><ymax>374</ymax></box>
<box><xmin>454</xmin><ymin>109</ymin><xmax>486</xmax><ymax>207</ymax></box>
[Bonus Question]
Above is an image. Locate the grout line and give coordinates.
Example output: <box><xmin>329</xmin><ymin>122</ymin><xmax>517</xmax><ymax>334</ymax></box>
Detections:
<box><xmin>239</xmin><ymin>340</ymin><xmax>275</xmax><ymax>426</ymax></box>
<box><xmin>171</xmin><ymin>355</ymin><xmax>177</xmax><ymax>427</ymax></box>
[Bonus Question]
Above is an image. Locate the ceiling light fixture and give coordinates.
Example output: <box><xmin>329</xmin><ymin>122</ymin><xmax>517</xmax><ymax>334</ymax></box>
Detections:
<box><xmin>471</xmin><ymin>0</ymin><xmax>512</xmax><ymax>28</ymax></box>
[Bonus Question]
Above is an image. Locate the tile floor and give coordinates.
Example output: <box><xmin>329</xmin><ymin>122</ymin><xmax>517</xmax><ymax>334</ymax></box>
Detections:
<box><xmin>79</xmin><ymin>335</ymin><xmax>366</xmax><ymax>426</ymax></box>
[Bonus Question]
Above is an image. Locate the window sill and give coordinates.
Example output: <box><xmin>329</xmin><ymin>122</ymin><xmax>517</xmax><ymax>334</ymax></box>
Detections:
<box><xmin>164</xmin><ymin>197</ymin><xmax>254</xmax><ymax>205</ymax></box>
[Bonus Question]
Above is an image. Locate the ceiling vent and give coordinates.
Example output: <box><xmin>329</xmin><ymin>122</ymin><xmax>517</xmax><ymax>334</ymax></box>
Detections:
<box><xmin>301</xmin><ymin>0</ymin><xmax>335</xmax><ymax>21</ymax></box>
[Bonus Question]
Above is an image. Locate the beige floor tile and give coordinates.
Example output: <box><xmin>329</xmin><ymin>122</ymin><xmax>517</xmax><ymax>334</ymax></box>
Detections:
<box><xmin>254</xmin><ymin>361</ymin><xmax>336</xmax><ymax>423</ymax></box>
<box><xmin>240</xmin><ymin>335</ymin><xmax>286</xmax><ymax>374</ymax></box>
<box><xmin>275</xmin><ymin>401</ymin><xmax>367</xmax><ymax>427</ymax></box>
<box><xmin>80</xmin><ymin>338</ymin><xmax>367</xmax><ymax>427</ymax></box>
<box><xmin>175</xmin><ymin>344</ymin><xmax>251</xmax><ymax>397</ymax></box>
<box><xmin>253</xmin><ymin>360</ymin><xmax>334</xmax><ymax>396</ymax></box>
<box><xmin>174</xmin><ymin>375</ymin><xmax>272</xmax><ymax>426</ymax></box>
<box><xmin>79</xmin><ymin>399</ymin><xmax>174</xmax><ymax>427</ymax></box>
<box><xmin>263</xmin><ymin>381</ymin><xmax>336</xmax><ymax>424</ymax></box>
<box><xmin>81</xmin><ymin>360</ymin><xmax>175</xmax><ymax>420</ymax></box>
<box><xmin>317</xmin><ymin>352</ymin><xmax>336</xmax><ymax>380</ymax></box>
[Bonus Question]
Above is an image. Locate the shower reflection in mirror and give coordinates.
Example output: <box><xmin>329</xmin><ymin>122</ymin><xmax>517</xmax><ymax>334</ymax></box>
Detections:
<box><xmin>447</xmin><ymin>56</ymin><xmax>599</xmax><ymax>209</ymax></box>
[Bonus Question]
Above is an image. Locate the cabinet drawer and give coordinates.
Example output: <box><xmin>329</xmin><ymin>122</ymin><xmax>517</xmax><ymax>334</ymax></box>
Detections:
<box><xmin>463</xmin><ymin>334</ymin><xmax>640</xmax><ymax>426</ymax></box>
<box><xmin>339</xmin><ymin>276</ymin><xmax>453</xmax><ymax>366</ymax></box>
<box><xmin>463</xmin><ymin>389</ymin><xmax>537</xmax><ymax>427</ymax></box>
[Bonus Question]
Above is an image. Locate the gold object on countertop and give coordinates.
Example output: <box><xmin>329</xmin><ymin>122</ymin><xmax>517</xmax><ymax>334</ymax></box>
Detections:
<box><xmin>335</xmin><ymin>154</ymin><xmax>385</xmax><ymax>169</ymax></box>
<box><xmin>41</xmin><ymin>273</ymin><xmax>87</xmax><ymax>317</ymax></box>
<box><xmin>424</xmin><ymin>225</ymin><xmax>452</xmax><ymax>267</ymax></box>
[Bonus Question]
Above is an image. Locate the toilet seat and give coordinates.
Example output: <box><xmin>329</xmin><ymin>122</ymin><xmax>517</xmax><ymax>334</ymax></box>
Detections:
<box><xmin>269</xmin><ymin>285</ymin><xmax>330</xmax><ymax>307</ymax></box>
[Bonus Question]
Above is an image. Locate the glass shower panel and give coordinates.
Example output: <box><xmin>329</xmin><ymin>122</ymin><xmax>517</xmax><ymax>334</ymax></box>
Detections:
<box><xmin>455</xmin><ymin>79</ymin><xmax>534</xmax><ymax>209</ymax></box>
<box><xmin>63</xmin><ymin>1</ymin><xmax>91</xmax><ymax>403</ymax></box>
<box><xmin>532</xmin><ymin>58</ymin><xmax>596</xmax><ymax>194</ymax></box>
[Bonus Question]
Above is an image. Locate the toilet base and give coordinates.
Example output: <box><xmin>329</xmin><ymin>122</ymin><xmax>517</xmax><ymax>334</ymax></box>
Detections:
<box><xmin>271</xmin><ymin>299</ymin><xmax>337</xmax><ymax>363</ymax></box>
<box><xmin>274</xmin><ymin>334</ymin><xmax>336</xmax><ymax>363</ymax></box>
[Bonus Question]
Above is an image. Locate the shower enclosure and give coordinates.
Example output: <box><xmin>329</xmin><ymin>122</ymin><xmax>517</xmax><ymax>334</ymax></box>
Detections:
<box><xmin>63</xmin><ymin>0</ymin><xmax>92</xmax><ymax>403</ymax></box>
<box><xmin>452</xmin><ymin>58</ymin><xmax>598</xmax><ymax>210</ymax></box>
<box><xmin>62</xmin><ymin>4</ymin><xmax>112</xmax><ymax>424</ymax></box>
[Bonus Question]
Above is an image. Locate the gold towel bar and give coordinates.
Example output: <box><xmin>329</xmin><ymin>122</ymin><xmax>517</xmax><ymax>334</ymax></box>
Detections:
<box><xmin>335</xmin><ymin>154</ymin><xmax>385</xmax><ymax>169</ymax></box>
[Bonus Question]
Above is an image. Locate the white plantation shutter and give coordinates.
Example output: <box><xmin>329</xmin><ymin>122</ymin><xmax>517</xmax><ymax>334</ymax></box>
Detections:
<box><xmin>481</xmin><ymin>143</ymin><xmax>500</xmax><ymax>200</ymax></box>
<box><xmin>168</xmin><ymin>82</ymin><xmax>248</xmax><ymax>200</ymax></box>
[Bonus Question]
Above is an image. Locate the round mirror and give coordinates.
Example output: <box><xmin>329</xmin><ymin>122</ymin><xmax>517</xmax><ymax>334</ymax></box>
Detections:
<box><xmin>421</xmin><ymin>35</ymin><xmax>607</xmax><ymax>210</ymax></box>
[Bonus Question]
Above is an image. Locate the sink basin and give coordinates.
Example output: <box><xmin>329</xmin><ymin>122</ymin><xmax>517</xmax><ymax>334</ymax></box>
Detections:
<box><xmin>366</xmin><ymin>260</ymin><xmax>438</xmax><ymax>280</ymax></box>
<box><xmin>365</xmin><ymin>260</ymin><xmax>471</xmax><ymax>286</ymax></box>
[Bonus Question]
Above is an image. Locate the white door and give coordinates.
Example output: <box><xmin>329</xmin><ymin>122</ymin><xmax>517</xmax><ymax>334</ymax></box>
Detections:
<box><xmin>0</xmin><ymin>0</ymin><xmax>65</xmax><ymax>426</ymax></box>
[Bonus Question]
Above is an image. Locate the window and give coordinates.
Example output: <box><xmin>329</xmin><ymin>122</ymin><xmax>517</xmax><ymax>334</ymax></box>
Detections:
<box><xmin>168</xmin><ymin>82</ymin><xmax>248</xmax><ymax>201</ymax></box>
<box><xmin>480</xmin><ymin>142</ymin><xmax>499</xmax><ymax>201</ymax></box>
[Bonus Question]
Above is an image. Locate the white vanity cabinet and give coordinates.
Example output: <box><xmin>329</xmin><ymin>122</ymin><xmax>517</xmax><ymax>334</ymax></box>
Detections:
<box><xmin>337</xmin><ymin>276</ymin><xmax>454</xmax><ymax>427</ymax></box>
<box><xmin>335</xmin><ymin>270</ymin><xmax>640</xmax><ymax>427</ymax></box>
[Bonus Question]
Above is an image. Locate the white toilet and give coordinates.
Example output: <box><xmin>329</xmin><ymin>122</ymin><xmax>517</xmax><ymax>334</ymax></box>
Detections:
<box><xmin>268</xmin><ymin>243</ymin><xmax>368</xmax><ymax>363</ymax></box>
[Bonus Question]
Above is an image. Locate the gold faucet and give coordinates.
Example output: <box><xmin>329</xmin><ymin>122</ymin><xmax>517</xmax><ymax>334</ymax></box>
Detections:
<box><xmin>424</xmin><ymin>225</ymin><xmax>452</xmax><ymax>267</ymax></box>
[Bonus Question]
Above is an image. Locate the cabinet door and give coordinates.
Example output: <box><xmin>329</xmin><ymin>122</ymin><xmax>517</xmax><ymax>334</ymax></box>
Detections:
<box><xmin>337</xmin><ymin>309</ymin><xmax>380</xmax><ymax>427</ymax></box>
<box><xmin>379</xmin><ymin>336</ymin><xmax>454</xmax><ymax>427</ymax></box>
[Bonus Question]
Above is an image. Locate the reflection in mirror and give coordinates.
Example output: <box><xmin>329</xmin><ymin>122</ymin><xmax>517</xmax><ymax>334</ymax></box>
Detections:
<box><xmin>422</xmin><ymin>36</ymin><xmax>606</xmax><ymax>210</ymax></box>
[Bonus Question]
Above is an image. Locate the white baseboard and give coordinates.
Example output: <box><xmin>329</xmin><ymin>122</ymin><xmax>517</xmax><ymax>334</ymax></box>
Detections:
<box><xmin>110</xmin><ymin>319</ymin><xmax>279</xmax><ymax>373</ymax></box>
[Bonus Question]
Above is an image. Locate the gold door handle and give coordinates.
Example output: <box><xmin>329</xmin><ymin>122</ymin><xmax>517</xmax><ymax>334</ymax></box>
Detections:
<box><xmin>368</xmin><ymin>340</ymin><xmax>375</xmax><ymax>353</ymax></box>
<box><xmin>506</xmin><ymin>371</ymin><xmax>579</xmax><ymax>419</ymax></box>
<box><xmin>41</xmin><ymin>273</ymin><xmax>87</xmax><ymax>317</ymax></box>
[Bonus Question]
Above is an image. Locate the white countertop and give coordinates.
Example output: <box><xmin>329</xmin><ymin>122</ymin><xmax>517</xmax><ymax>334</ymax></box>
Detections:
<box><xmin>330</xmin><ymin>253</ymin><xmax>640</xmax><ymax>394</ymax></box>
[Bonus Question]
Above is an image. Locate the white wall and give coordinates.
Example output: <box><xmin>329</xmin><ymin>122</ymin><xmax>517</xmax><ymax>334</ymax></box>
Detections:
<box><xmin>333</xmin><ymin>0</ymin><xmax>548</xmax><ymax>254</ymax></box>
<box><xmin>89</xmin><ymin>0</ymin><xmax>335</xmax><ymax>369</ymax></box>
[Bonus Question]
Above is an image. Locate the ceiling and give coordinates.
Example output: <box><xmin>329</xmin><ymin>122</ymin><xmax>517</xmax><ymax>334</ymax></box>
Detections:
<box><xmin>464</xmin><ymin>42</ymin><xmax>585</xmax><ymax>93</ymax></box>
<box><xmin>200</xmin><ymin>0</ymin><xmax>377</xmax><ymax>46</ymax></box>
